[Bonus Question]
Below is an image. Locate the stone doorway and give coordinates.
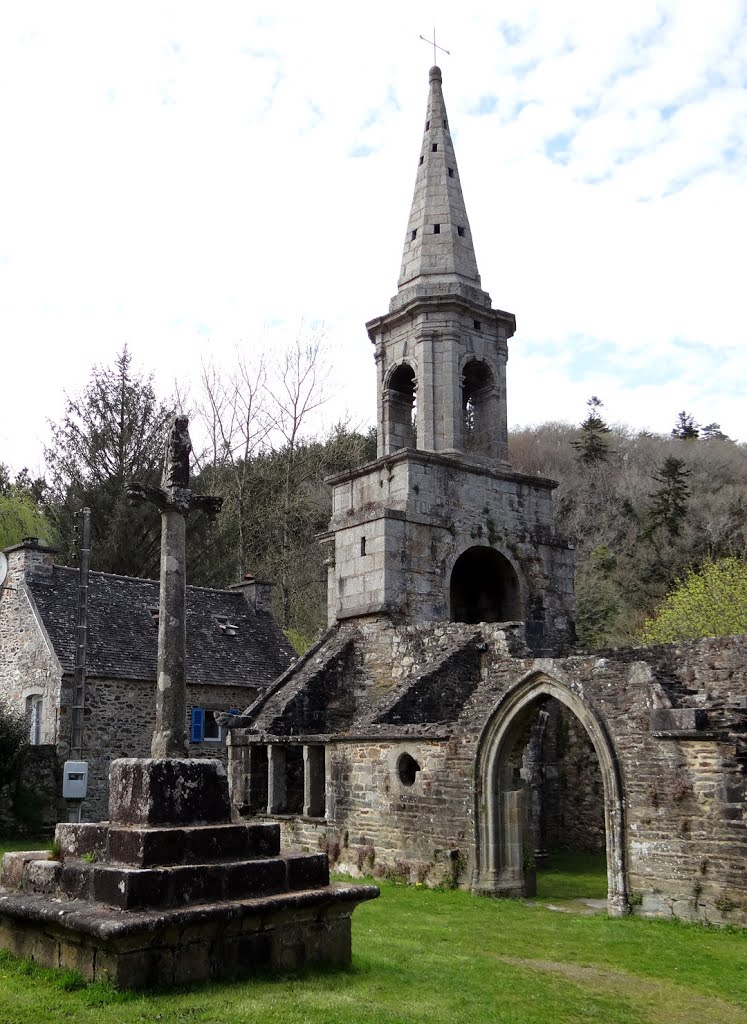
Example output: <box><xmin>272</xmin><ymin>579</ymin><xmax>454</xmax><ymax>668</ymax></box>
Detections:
<box><xmin>450</xmin><ymin>546</ymin><xmax>521</xmax><ymax>624</ymax></box>
<box><xmin>473</xmin><ymin>671</ymin><xmax>629</xmax><ymax>916</ymax></box>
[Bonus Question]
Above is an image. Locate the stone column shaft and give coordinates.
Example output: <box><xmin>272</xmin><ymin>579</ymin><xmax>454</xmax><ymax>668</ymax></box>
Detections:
<box><xmin>267</xmin><ymin>745</ymin><xmax>287</xmax><ymax>814</ymax></box>
<box><xmin>303</xmin><ymin>745</ymin><xmax>325</xmax><ymax>817</ymax></box>
<box><xmin>152</xmin><ymin>509</ymin><xmax>187</xmax><ymax>758</ymax></box>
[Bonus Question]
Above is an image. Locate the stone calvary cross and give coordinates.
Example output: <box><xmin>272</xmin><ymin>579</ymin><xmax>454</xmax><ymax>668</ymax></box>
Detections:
<box><xmin>128</xmin><ymin>415</ymin><xmax>223</xmax><ymax>758</ymax></box>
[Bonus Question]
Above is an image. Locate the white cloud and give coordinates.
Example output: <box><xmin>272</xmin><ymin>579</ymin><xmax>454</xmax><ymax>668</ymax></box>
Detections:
<box><xmin>0</xmin><ymin>0</ymin><xmax>745</xmax><ymax>476</ymax></box>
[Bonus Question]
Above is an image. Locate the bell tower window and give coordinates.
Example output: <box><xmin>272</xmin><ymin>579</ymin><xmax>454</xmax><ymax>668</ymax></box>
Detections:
<box><xmin>462</xmin><ymin>359</ymin><xmax>496</xmax><ymax>456</ymax></box>
<box><xmin>384</xmin><ymin>364</ymin><xmax>417</xmax><ymax>452</ymax></box>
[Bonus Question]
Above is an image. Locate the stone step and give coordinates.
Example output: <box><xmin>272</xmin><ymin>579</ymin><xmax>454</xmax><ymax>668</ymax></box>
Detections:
<box><xmin>56</xmin><ymin>821</ymin><xmax>281</xmax><ymax>867</ymax></box>
<box><xmin>54</xmin><ymin>852</ymin><xmax>330</xmax><ymax>910</ymax></box>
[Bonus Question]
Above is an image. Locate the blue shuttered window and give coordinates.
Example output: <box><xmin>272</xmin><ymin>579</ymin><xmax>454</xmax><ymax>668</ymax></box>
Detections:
<box><xmin>190</xmin><ymin>707</ymin><xmax>205</xmax><ymax>743</ymax></box>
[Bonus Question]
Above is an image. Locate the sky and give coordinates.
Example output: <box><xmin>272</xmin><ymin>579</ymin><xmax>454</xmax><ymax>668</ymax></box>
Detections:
<box><xmin>1</xmin><ymin>1</ymin><xmax>745</xmax><ymax>474</ymax></box>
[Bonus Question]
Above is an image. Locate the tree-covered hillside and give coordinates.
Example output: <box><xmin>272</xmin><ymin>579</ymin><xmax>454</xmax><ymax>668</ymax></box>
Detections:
<box><xmin>510</xmin><ymin>409</ymin><xmax>747</xmax><ymax>648</ymax></box>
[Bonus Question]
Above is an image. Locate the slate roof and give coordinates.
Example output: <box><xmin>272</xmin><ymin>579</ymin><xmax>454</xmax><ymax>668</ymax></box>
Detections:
<box><xmin>26</xmin><ymin>566</ymin><xmax>295</xmax><ymax>687</ymax></box>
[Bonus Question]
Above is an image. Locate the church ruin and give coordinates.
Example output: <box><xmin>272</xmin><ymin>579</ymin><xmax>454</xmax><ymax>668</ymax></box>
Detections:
<box><xmin>228</xmin><ymin>66</ymin><xmax>747</xmax><ymax>927</ymax></box>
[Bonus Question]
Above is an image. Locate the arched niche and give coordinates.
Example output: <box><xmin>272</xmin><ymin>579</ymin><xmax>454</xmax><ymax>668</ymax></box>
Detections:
<box><xmin>383</xmin><ymin>363</ymin><xmax>417</xmax><ymax>452</ymax></box>
<box><xmin>472</xmin><ymin>671</ymin><xmax>629</xmax><ymax>916</ymax></box>
<box><xmin>450</xmin><ymin>546</ymin><xmax>521</xmax><ymax>624</ymax></box>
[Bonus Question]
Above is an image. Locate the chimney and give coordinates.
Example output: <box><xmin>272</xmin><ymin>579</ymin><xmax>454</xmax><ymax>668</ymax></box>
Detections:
<box><xmin>3</xmin><ymin>537</ymin><xmax>58</xmax><ymax>584</ymax></box>
<box><xmin>229</xmin><ymin>572</ymin><xmax>274</xmax><ymax>616</ymax></box>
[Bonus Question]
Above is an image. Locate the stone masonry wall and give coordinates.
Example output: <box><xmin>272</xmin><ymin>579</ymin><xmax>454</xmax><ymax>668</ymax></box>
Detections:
<box><xmin>0</xmin><ymin>745</ymin><xmax>61</xmax><ymax>836</ymax></box>
<box><xmin>54</xmin><ymin>678</ymin><xmax>261</xmax><ymax>822</ymax></box>
<box><xmin>327</xmin><ymin>453</ymin><xmax>575</xmax><ymax>654</ymax></box>
<box><xmin>236</xmin><ymin>624</ymin><xmax>747</xmax><ymax>926</ymax></box>
<box><xmin>0</xmin><ymin>563</ymin><xmax>62</xmax><ymax>746</ymax></box>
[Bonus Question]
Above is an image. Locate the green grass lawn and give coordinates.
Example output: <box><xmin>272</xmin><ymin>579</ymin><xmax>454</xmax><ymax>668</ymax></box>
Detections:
<box><xmin>0</xmin><ymin>842</ymin><xmax>745</xmax><ymax>1024</ymax></box>
<box><xmin>536</xmin><ymin>851</ymin><xmax>609</xmax><ymax>901</ymax></box>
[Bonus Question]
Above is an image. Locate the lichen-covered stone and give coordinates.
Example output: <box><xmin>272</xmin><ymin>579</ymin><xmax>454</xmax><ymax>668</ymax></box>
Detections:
<box><xmin>108</xmin><ymin>758</ymin><xmax>231</xmax><ymax>825</ymax></box>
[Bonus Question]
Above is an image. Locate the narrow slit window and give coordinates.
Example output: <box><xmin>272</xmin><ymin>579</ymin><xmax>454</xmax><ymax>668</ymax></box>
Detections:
<box><xmin>411</xmin><ymin>229</ymin><xmax>417</xmax><ymax>241</ymax></box>
<box><xmin>360</xmin><ymin>536</ymin><xmax>367</xmax><ymax>556</ymax></box>
<box><xmin>148</xmin><ymin>607</ymin><xmax>159</xmax><ymax>627</ymax></box>
<box><xmin>432</xmin><ymin>143</ymin><xmax>438</xmax><ymax>152</ymax></box>
<box><xmin>448</xmin><ymin>167</ymin><xmax>455</xmax><ymax>178</ymax></box>
<box><xmin>444</xmin><ymin>117</ymin><xmax>448</xmax><ymax>129</ymax></box>
<box><xmin>457</xmin><ymin>226</ymin><xmax>465</xmax><ymax>237</ymax></box>
<box><xmin>474</xmin><ymin>320</ymin><xmax>482</xmax><ymax>331</ymax></box>
<box><xmin>433</xmin><ymin>224</ymin><xmax>440</xmax><ymax>234</ymax></box>
<box><xmin>419</xmin><ymin>155</ymin><xmax>424</xmax><ymax>166</ymax></box>
<box><xmin>425</xmin><ymin>119</ymin><xmax>430</xmax><ymax>131</ymax></box>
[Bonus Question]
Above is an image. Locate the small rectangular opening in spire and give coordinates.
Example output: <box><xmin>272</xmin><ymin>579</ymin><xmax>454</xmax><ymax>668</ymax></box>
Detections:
<box><xmin>411</xmin><ymin>229</ymin><xmax>417</xmax><ymax>240</ymax></box>
<box><xmin>425</xmin><ymin>120</ymin><xmax>430</xmax><ymax>131</ymax></box>
<box><xmin>448</xmin><ymin>167</ymin><xmax>455</xmax><ymax>178</ymax></box>
<box><xmin>457</xmin><ymin>226</ymin><xmax>465</xmax><ymax>237</ymax></box>
<box><xmin>432</xmin><ymin>143</ymin><xmax>438</xmax><ymax>152</ymax></box>
<box><xmin>419</xmin><ymin>155</ymin><xmax>424</xmax><ymax>165</ymax></box>
<box><xmin>433</xmin><ymin>224</ymin><xmax>440</xmax><ymax>234</ymax></box>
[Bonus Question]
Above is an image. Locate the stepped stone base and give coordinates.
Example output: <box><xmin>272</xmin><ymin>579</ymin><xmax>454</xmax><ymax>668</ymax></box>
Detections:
<box><xmin>0</xmin><ymin>758</ymin><xmax>378</xmax><ymax>988</ymax></box>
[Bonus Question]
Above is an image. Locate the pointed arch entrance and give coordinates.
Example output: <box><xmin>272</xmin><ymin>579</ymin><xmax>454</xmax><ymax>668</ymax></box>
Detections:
<box><xmin>472</xmin><ymin>671</ymin><xmax>629</xmax><ymax>916</ymax></box>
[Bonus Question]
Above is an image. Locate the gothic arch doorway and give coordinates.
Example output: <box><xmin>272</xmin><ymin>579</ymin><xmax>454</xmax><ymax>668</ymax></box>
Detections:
<box><xmin>450</xmin><ymin>546</ymin><xmax>521</xmax><ymax>624</ymax></box>
<box><xmin>473</xmin><ymin>672</ymin><xmax>629</xmax><ymax>916</ymax></box>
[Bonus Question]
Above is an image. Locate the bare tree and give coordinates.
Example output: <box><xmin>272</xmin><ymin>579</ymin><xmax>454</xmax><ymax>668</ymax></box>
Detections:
<box><xmin>186</xmin><ymin>351</ymin><xmax>270</xmax><ymax>580</ymax></box>
<box><xmin>265</xmin><ymin>329</ymin><xmax>329</xmax><ymax>627</ymax></box>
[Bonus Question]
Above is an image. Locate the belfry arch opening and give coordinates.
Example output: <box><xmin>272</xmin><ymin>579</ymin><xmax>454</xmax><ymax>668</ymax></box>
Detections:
<box><xmin>450</xmin><ymin>547</ymin><xmax>521</xmax><ymax>624</ymax></box>
<box><xmin>474</xmin><ymin>676</ymin><xmax>629</xmax><ymax>916</ymax></box>
<box><xmin>385</xmin><ymin>363</ymin><xmax>417</xmax><ymax>451</ymax></box>
<box><xmin>462</xmin><ymin>359</ymin><xmax>496</xmax><ymax>456</ymax></box>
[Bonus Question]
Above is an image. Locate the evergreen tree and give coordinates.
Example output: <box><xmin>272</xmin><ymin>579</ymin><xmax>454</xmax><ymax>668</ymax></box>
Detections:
<box><xmin>44</xmin><ymin>347</ymin><xmax>172</xmax><ymax>577</ymax></box>
<box><xmin>648</xmin><ymin>456</ymin><xmax>691</xmax><ymax>538</ymax></box>
<box><xmin>701</xmin><ymin>422</ymin><xmax>730</xmax><ymax>441</ymax></box>
<box><xmin>671</xmin><ymin>411</ymin><xmax>699</xmax><ymax>440</ymax></box>
<box><xmin>570</xmin><ymin>396</ymin><xmax>613</xmax><ymax>465</ymax></box>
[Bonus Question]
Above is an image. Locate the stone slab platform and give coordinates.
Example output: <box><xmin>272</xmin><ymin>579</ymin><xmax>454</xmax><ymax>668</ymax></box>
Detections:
<box><xmin>0</xmin><ymin>882</ymin><xmax>379</xmax><ymax>988</ymax></box>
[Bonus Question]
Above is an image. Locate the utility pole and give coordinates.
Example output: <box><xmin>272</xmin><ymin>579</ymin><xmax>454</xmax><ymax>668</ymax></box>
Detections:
<box><xmin>64</xmin><ymin>507</ymin><xmax>91</xmax><ymax>822</ymax></box>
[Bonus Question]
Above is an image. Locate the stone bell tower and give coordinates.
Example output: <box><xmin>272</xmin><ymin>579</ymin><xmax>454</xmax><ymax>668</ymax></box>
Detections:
<box><xmin>369</xmin><ymin>64</ymin><xmax>515</xmax><ymax>465</ymax></box>
<box><xmin>321</xmin><ymin>67</ymin><xmax>575</xmax><ymax>655</ymax></box>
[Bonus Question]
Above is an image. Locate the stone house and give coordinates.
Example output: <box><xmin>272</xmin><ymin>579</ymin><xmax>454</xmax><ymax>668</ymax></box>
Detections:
<box><xmin>0</xmin><ymin>537</ymin><xmax>294</xmax><ymax>822</ymax></box>
<box><xmin>227</xmin><ymin>66</ymin><xmax>747</xmax><ymax>927</ymax></box>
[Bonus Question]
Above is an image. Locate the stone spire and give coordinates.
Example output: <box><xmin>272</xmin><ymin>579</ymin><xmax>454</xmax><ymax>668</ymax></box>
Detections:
<box><xmin>397</xmin><ymin>66</ymin><xmax>483</xmax><ymax>299</ymax></box>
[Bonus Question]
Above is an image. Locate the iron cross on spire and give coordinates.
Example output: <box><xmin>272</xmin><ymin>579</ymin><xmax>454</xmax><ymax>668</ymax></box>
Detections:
<box><xmin>419</xmin><ymin>27</ymin><xmax>450</xmax><ymax>65</ymax></box>
<box><xmin>128</xmin><ymin>414</ymin><xmax>223</xmax><ymax>758</ymax></box>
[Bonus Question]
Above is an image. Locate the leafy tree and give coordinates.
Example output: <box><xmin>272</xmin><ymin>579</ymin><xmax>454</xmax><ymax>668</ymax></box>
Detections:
<box><xmin>671</xmin><ymin>411</ymin><xmax>699</xmax><ymax>440</ymax></box>
<box><xmin>648</xmin><ymin>456</ymin><xmax>691</xmax><ymax>538</ymax></box>
<box><xmin>44</xmin><ymin>346</ymin><xmax>172</xmax><ymax>577</ymax></box>
<box><xmin>639</xmin><ymin>557</ymin><xmax>747</xmax><ymax>643</ymax></box>
<box><xmin>0</xmin><ymin>465</ymin><xmax>52</xmax><ymax>549</ymax></box>
<box><xmin>571</xmin><ymin>396</ymin><xmax>613</xmax><ymax>465</ymax></box>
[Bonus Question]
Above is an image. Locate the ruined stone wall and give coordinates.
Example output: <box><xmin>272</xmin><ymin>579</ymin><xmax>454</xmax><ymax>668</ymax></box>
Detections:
<box><xmin>270</xmin><ymin>737</ymin><xmax>477</xmax><ymax>889</ymax></box>
<box><xmin>236</xmin><ymin>624</ymin><xmax>747</xmax><ymax>926</ymax></box>
<box><xmin>54</xmin><ymin>678</ymin><xmax>260</xmax><ymax>823</ymax></box>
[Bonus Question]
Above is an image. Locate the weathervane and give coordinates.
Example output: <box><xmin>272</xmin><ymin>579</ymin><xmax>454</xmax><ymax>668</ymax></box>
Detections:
<box><xmin>419</xmin><ymin>27</ymin><xmax>450</xmax><ymax>65</ymax></box>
